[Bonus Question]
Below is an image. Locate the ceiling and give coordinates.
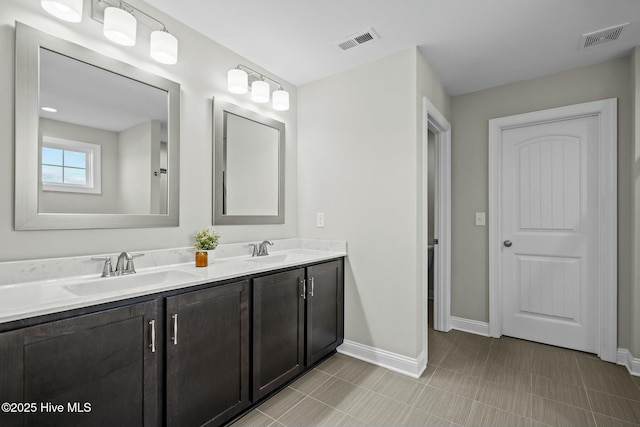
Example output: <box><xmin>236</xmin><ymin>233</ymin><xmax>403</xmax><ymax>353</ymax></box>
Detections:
<box><xmin>143</xmin><ymin>0</ymin><xmax>640</xmax><ymax>96</ymax></box>
<box><xmin>40</xmin><ymin>48</ymin><xmax>167</xmax><ymax>132</ymax></box>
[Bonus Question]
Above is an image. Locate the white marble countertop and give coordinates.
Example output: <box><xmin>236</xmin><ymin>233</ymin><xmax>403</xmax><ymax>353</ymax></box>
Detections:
<box><xmin>0</xmin><ymin>247</ymin><xmax>346</xmax><ymax>325</ymax></box>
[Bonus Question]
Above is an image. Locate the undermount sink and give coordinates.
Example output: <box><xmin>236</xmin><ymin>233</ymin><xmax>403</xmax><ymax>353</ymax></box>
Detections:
<box><xmin>245</xmin><ymin>253</ymin><xmax>307</xmax><ymax>265</ymax></box>
<box><xmin>64</xmin><ymin>270</ymin><xmax>200</xmax><ymax>296</ymax></box>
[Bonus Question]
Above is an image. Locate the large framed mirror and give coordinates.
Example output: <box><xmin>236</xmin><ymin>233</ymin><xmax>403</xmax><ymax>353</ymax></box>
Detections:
<box><xmin>213</xmin><ymin>99</ymin><xmax>285</xmax><ymax>225</ymax></box>
<box><xmin>15</xmin><ymin>22</ymin><xmax>180</xmax><ymax>230</ymax></box>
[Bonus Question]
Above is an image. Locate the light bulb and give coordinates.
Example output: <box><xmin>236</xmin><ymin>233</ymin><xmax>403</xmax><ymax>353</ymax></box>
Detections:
<box><xmin>41</xmin><ymin>0</ymin><xmax>83</xmax><ymax>23</ymax></box>
<box><xmin>272</xmin><ymin>89</ymin><xmax>289</xmax><ymax>111</ymax></box>
<box><xmin>251</xmin><ymin>80</ymin><xmax>270</xmax><ymax>103</ymax></box>
<box><xmin>150</xmin><ymin>30</ymin><xmax>178</xmax><ymax>64</ymax></box>
<box><xmin>228</xmin><ymin>69</ymin><xmax>248</xmax><ymax>94</ymax></box>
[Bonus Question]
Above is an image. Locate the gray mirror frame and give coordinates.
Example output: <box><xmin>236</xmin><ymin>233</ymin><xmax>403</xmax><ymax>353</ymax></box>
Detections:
<box><xmin>14</xmin><ymin>22</ymin><xmax>180</xmax><ymax>230</ymax></box>
<box><xmin>213</xmin><ymin>98</ymin><xmax>285</xmax><ymax>225</ymax></box>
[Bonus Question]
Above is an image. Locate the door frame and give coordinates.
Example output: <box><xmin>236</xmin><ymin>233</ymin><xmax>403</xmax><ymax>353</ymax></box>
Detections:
<box><xmin>488</xmin><ymin>99</ymin><xmax>617</xmax><ymax>362</ymax></box>
<box><xmin>422</xmin><ymin>97</ymin><xmax>452</xmax><ymax>342</ymax></box>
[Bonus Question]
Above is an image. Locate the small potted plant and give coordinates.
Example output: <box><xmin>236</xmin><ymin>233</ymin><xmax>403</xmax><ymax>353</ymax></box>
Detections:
<box><xmin>193</xmin><ymin>227</ymin><xmax>221</xmax><ymax>267</ymax></box>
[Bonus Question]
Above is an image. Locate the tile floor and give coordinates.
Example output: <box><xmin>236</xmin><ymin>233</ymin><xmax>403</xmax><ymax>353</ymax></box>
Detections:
<box><xmin>232</xmin><ymin>329</ymin><xmax>640</xmax><ymax>426</ymax></box>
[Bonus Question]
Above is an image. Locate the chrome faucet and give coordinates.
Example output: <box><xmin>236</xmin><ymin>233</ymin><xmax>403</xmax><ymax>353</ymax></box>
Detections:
<box><xmin>115</xmin><ymin>252</ymin><xmax>135</xmax><ymax>275</ymax></box>
<box><xmin>92</xmin><ymin>252</ymin><xmax>144</xmax><ymax>277</ymax></box>
<box><xmin>257</xmin><ymin>241</ymin><xmax>273</xmax><ymax>256</ymax></box>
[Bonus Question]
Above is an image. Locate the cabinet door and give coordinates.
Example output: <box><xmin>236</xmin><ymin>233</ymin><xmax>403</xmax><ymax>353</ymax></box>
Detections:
<box><xmin>253</xmin><ymin>268</ymin><xmax>305</xmax><ymax>399</ymax></box>
<box><xmin>0</xmin><ymin>301</ymin><xmax>158</xmax><ymax>427</ymax></box>
<box><xmin>166</xmin><ymin>280</ymin><xmax>249</xmax><ymax>427</ymax></box>
<box><xmin>306</xmin><ymin>260</ymin><xmax>344</xmax><ymax>365</ymax></box>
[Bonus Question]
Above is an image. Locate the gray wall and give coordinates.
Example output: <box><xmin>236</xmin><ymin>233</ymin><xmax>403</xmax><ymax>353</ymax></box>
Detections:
<box><xmin>298</xmin><ymin>48</ymin><xmax>450</xmax><ymax>358</ymax></box>
<box><xmin>450</xmin><ymin>57</ymin><xmax>633</xmax><ymax>350</ymax></box>
<box><xmin>0</xmin><ymin>0</ymin><xmax>297</xmax><ymax>262</ymax></box>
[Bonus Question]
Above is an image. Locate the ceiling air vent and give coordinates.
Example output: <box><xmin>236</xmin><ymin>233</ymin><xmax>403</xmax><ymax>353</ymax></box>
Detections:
<box><xmin>580</xmin><ymin>23</ymin><xmax>628</xmax><ymax>49</ymax></box>
<box><xmin>336</xmin><ymin>28</ymin><xmax>378</xmax><ymax>51</ymax></box>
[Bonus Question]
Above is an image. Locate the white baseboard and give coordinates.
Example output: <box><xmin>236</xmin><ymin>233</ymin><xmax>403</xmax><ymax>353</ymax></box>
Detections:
<box><xmin>337</xmin><ymin>340</ymin><xmax>426</xmax><ymax>379</ymax></box>
<box><xmin>617</xmin><ymin>348</ymin><xmax>640</xmax><ymax>377</ymax></box>
<box><xmin>450</xmin><ymin>316</ymin><xmax>490</xmax><ymax>337</ymax></box>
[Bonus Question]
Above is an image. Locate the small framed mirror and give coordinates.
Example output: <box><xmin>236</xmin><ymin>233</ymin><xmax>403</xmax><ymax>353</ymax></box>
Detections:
<box><xmin>213</xmin><ymin>99</ymin><xmax>285</xmax><ymax>225</ymax></box>
<box><xmin>15</xmin><ymin>22</ymin><xmax>180</xmax><ymax>230</ymax></box>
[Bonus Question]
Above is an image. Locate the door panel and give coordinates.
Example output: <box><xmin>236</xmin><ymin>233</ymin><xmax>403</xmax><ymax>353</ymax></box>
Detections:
<box><xmin>166</xmin><ymin>281</ymin><xmax>249</xmax><ymax>427</ymax></box>
<box><xmin>252</xmin><ymin>269</ymin><xmax>305</xmax><ymax>400</ymax></box>
<box><xmin>306</xmin><ymin>260</ymin><xmax>344</xmax><ymax>366</ymax></box>
<box><xmin>501</xmin><ymin>116</ymin><xmax>598</xmax><ymax>353</ymax></box>
<box><xmin>0</xmin><ymin>301</ymin><xmax>158</xmax><ymax>427</ymax></box>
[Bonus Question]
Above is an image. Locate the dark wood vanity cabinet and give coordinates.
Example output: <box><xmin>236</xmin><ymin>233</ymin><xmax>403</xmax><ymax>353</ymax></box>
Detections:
<box><xmin>252</xmin><ymin>260</ymin><xmax>344</xmax><ymax>400</ymax></box>
<box><xmin>306</xmin><ymin>260</ymin><xmax>344</xmax><ymax>366</ymax></box>
<box><xmin>0</xmin><ymin>257</ymin><xmax>343</xmax><ymax>427</ymax></box>
<box><xmin>0</xmin><ymin>300</ymin><xmax>158</xmax><ymax>427</ymax></box>
<box><xmin>165</xmin><ymin>280</ymin><xmax>249</xmax><ymax>427</ymax></box>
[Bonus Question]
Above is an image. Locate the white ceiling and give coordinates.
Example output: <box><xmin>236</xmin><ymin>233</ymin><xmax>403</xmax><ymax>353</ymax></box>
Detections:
<box><xmin>40</xmin><ymin>48</ymin><xmax>167</xmax><ymax>131</ymax></box>
<box><xmin>144</xmin><ymin>0</ymin><xmax>640</xmax><ymax>96</ymax></box>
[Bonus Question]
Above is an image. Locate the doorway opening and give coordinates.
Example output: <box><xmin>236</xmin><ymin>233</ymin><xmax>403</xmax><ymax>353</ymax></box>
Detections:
<box><xmin>421</xmin><ymin>97</ymin><xmax>452</xmax><ymax>367</ymax></box>
<box><xmin>427</xmin><ymin>129</ymin><xmax>436</xmax><ymax>330</ymax></box>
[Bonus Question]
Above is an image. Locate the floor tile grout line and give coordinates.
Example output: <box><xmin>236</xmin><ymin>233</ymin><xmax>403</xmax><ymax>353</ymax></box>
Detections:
<box><xmin>303</xmin><ymin>392</ymin><xmax>361</xmax><ymax>419</ymax></box>
<box><xmin>575</xmin><ymin>351</ymin><xmax>600</xmax><ymax>427</ymax></box>
<box><xmin>366</xmin><ymin>379</ymin><xmax>427</xmax><ymax>408</ymax></box>
<box><xmin>529</xmin><ymin>347</ymin><xmax>533</xmax><ymax>420</ymax></box>
<box><xmin>459</xmin><ymin>345</ymin><xmax>491</xmax><ymax>427</ymax></box>
<box><xmin>289</xmin><ymin>370</ymin><xmax>333</xmax><ymax>396</ymax></box>
<box><xmin>581</xmin><ymin>383</ymin><xmax>640</xmax><ymax>402</ymax></box>
<box><xmin>255</xmin><ymin>408</ymin><xmax>279</xmax><ymax>424</ymax></box>
<box><xmin>308</xmin><ymin>378</ymin><xmax>373</xmax><ymax>421</ymax></box>
<box><xmin>269</xmin><ymin>389</ymin><xmax>310</xmax><ymax>423</ymax></box>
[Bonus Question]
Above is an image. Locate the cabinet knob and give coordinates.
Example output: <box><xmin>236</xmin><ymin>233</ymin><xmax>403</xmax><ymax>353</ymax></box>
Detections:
<box><xmin>503</xmin><ymin>240</ymin><xmax>512</xmax><ymax>247</ymax></box>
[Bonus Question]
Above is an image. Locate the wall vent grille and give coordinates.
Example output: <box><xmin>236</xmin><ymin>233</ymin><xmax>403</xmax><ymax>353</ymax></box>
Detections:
<box><xmin>580</xmin><ymin>23</ymin><xmax>628</xmax><ymax>49</ymax></box>
<box><xmin>336</xmin><ymin>28</ymin><xmax>378</xmax><ymax>51</ymax></box>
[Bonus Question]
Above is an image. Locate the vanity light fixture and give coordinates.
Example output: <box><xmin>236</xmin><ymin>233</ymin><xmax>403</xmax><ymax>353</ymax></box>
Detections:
<box><xmin>41</xmin><ymin>0</ymin><xmax>83</xmax><ymax>23</ymax></box>
<box><xmin>92</xmin><ymin>0</ymin><xmax>178</xmax><ymax>64</ymax></box>
<box><xmin>228</xmin><ymin>65</ymin><xmax>289</xmax><ymax>111</ymax></box>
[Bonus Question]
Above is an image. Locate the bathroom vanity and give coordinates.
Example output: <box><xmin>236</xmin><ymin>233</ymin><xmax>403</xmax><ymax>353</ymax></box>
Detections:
<box><xmin>0</xmin><ymin>249</ymin><xmax>344</xmax><ymax>427</ymax></box>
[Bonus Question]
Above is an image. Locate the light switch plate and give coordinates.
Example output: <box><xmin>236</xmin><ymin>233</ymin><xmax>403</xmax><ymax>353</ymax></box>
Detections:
<box><xmin>316</xmin><ymin>212</ymin><xmax>325</xmax><ymax>228</ymax></box>
<box><xmin>475</xmin><ymin>212</ymin><xmax>486</xmax><ymax>226</ymax></box>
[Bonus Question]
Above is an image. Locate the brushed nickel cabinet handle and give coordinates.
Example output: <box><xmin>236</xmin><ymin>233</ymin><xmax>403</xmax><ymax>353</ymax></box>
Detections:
<box><xmin>171</xmin><ymin>314</ymin><xmax>178</xmax><ymax>345</ymax></box>
<box><xmin>300</xmin><ymin>279</ymin><xmax>307</xmax><ymax>299</ymax></box>
<box><xmin>309</xmin><ymin>277</ymin><xmax>315</xmax><ymax>297</ymax></box>
<box><xmin>149</xmin><ymin>320</ymin><xmax>156</xmax><ymax>353</ymax></box>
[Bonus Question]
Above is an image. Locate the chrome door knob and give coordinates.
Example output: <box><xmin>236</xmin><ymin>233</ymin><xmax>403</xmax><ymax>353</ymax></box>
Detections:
<box><xmin>503</xmin><ymin>240</ymin><xmax>512</xmax><ymax>247</ymax></box>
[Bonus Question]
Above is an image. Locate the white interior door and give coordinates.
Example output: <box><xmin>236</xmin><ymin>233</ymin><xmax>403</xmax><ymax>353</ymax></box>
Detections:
<box><xmin>500</xmin><ymin>115</ymin><xmax>599</xmax><ymax>353</ymax></box>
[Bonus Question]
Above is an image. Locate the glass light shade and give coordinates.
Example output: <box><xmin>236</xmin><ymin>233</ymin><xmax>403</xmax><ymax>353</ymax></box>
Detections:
<box><xmin>150</xmin><ymin>31</ymin><xmax>178</xmax><ymax>64</ymax></box>
<box><xmin>103</xmin><ymin>7</ymin><xmax>137</xmax><ymax>46</ymax></box>
<box><xmin>272</xmin><ymin>89</ymin><xmax>290</xmax><ymax>111</ymax></box>
<box><xmin>251</xmin><ymin>80</ymin><xmax>270</xmax><ymax>103</ymax></box>
<box><xmin>41</xmin><ymin>0</ymin><xmax>83</xmax><ymax>23</ymax></box>
<box><xmin>228</xmin><ymin>69</ymin><xmax>248</xmax><ymax>94</ymax></box>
